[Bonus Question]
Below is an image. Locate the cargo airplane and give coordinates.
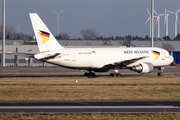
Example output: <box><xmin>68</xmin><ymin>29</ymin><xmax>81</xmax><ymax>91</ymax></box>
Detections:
<box><xmin>13</xmin><ymin>13</ymin><xmax>174</xmax><ymax>77</ymax></box>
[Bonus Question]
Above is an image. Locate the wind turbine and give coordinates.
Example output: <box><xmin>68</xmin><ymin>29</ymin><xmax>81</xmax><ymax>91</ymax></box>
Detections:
<box><xmin>154</xmin><ymin>10</ymin><xmax>165</xmax><ymax>38</ymax></box>
<box><xmin>167</xmin><ymin>9</ymin><xmax>180</xmax><ymax>37</ymax></box>
<box><xmin>15</xmin><ymin>24</ymin><xmax>21</xmax><ymax>33</ymax></box>
<box><xmin>50</xmin><ymin>9</ymin><xmax>66</xmax><ymax>35</ymax></box>
<box><xmin>145</xmin><ymin>7</ymin><xmax>152</xmax><ymax>38</ymax></box>
<box><xmin>164</xmin><ymin>8</ymin><xmax>169</xmax><ymax>37</ymax></box>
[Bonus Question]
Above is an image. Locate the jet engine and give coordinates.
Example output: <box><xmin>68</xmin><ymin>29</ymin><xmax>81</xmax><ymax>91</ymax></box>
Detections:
<box><xmin>130</xmin><ymin>62</ymin><xmax>154</xmax><ymax>73</ymax></box>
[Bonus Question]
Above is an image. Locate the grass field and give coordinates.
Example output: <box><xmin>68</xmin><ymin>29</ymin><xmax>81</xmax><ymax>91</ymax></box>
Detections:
<box><xmin>0</xmin><ymin>72</ymin><xmax>180</xmax><ymax>119</ymax></box>
<box><xmin>1</xmin><ymin>113</ymin><xmax>180</xmax><ymax>120</ymax></box>
<box><xmin>0</xmin><ymin>73</ymin><xmax>180</xmax><ymax>101</ymax></box>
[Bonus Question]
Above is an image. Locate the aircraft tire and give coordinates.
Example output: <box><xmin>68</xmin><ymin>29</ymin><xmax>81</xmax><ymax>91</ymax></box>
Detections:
<box><xmin>116</xmin><ymin>73</ymin><xmax>121</xmax><ymax>77</ymax></box>
<box><xmin>91</xmin><ymin>73</ymin><xmax>96</xmax><ymax>76</ymax></box>
<box><xmin>109</xmin><ymin>73</ymin><xmax>114</xmax><ymax>77</ymax></box>
<box><xmin>84</xmin><ymin>72</ymin><xmax>96</xmax><ymax>76</ymax></box>
<box><xmin>84</xmin><ymin>72</ymin><xmax>88</xmax><ymax>76</ymax></box>
<box><xmin>110</xmin><ymin>73</ymin><xmax>121</xmax><ymax>77</ymax></box>
<box><xmin>158</xmin><ymin>72</ymin><xmax>163</xmax><ymax>76</ymax></box>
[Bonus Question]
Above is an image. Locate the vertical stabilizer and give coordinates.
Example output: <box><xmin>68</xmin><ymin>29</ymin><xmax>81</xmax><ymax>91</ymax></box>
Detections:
<box><xmin>29</xmin><ymin>13</ymin><xmax>63</xmax><ymax>52</ymax></box>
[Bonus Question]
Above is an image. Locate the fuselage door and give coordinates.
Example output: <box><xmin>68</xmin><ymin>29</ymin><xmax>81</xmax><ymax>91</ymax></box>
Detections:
<box><xmin>72</xmin><ymin>52</ymin><xmax>76</xmax><ymax>62</ymax></box>
<box><xmin>161</xmin><ymin>52</ymin><xmax>165</xmax><ymax>60</ymax></box>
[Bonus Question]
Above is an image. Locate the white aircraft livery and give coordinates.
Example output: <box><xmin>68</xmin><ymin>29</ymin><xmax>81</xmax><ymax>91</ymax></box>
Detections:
<box><xmin>13</xmin><ymin>13</ymin><xmax>174</xmax><ymax>77</ymax></box>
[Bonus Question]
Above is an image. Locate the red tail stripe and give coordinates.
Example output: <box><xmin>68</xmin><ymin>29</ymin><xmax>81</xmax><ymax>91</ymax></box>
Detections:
<box><xmin>39</xmin><ymin>32</ymin><xmax>49</xmax><ymax>38</ymax></box>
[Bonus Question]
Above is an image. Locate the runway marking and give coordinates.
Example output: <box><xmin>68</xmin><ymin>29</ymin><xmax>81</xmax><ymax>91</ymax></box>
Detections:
<box><xmin>2</xmin><ymin>70</ymin><xmax>18</xmax><ymax>72</ymax></box>
<box><xmin>0</xmin><ymin>106</ymin><xmax>179</xmax><ymax>109</ymax></box>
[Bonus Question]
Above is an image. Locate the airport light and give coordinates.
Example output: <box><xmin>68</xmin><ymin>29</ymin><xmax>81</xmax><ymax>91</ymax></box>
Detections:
<box><xmin>145</xmin><ymin>7</ymin><xmax>157</xmax><ymax>38</ymax></box>
<box><xmin>145</xmin><ymin>7</ymin><xmax>152</xmax><ymax>38</ymax></box>
<box><xmin>2</xmin><ymin>0</ymin><xmax>5</xmax><ymax>67</ymax></box>
<box><xmin>50</xmin><ymin>9</ymin><xmax>66</xmax><ymax>35</ymax></box>
<box><xmin>151</xmin><ymin>0</ymin><xmax>154</xmax><ymax>47</ymax></box>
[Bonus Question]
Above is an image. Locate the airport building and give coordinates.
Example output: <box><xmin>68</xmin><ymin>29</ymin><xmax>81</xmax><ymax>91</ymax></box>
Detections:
<box><xmin>0</xmin><ymin>40</ymin><xmax>180</xmax><ymax>66</ymax></box>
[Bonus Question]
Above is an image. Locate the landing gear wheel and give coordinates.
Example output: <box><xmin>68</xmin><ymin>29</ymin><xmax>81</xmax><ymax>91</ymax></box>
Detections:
<box><xmin>157</xmin><ymin>67</ymin><xmax>164</xmax><ymax>76</ymax></box>
<box><xmin>158</xmin><ymin>72</ymin><xmax>163</xmax><ymax>76</ymax></box>
<box><xmin>84</xmin><ymin>72</ymin><xmax>88</xmax><ymax>76</ymax></box>
<box><xmin>84</xmin><ymin>72</ymin><xmax>96</xmax><ymax>77</ymax></box>
<box><xmin>115</xmin><ymin>73</ymin><xmax>121</xmax><ymax>77</ymax></box>
<box><xmin>91</xmin><ymin>73</ymin><xmax>96</xmax><ymax>76</ymax></box>
<box><xmin>110</xmin><ymin>73</ymin><xmax>114</xmax><ymax>77</ymax></box>
<box><xmin>109</xmin><ymin>73</ymin><xmax>121</xmax><ymax>77</ymax></box>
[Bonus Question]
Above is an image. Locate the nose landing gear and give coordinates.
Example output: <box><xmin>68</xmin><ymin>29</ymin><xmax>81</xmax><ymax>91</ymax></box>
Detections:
<box><xmin>158</xmin><ymin>72</ymin><xmax>163</xmax><ymax>76</ymax></box>
<box><xmin>157</xmin><ymin>67</ymin><xmax>164</xmax><ymax>76</ymax></box>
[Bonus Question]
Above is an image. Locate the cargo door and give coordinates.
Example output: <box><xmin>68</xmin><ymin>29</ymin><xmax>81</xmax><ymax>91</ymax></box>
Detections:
<box><xmin>161</xmin><ymin>52</ymin><xmax>165</xmax><ymax>60</ymax></box>
<box><xmin>72</xmin><ymin>52</ymin><xmax>76</xmax><ymax>62</ymax></box>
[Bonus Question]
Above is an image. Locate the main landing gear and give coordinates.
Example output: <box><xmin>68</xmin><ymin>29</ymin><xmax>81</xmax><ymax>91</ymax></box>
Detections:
<box><xmin>84</xmin><ymin>71</ymin><xmax>96</xmax><ymax>77</ymax></box>
<box><xmin>109</xmin><ymin>73</ymin><xmax>121</xmax><ymax>77</ymax></box>
<box><xmin>109</xmin><ymin>69</ymin><xmax>121</xmax><ymax>77</ymax></box>
<box><xmin>157</xmin><ymin>67</ymin><xmax>164</xmax><ymax>76</ymax></box>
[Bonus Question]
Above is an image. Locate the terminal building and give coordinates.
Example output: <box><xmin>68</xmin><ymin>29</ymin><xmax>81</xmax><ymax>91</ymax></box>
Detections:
<box><xmin>0</xmin><ymin>40</ymin><xmax>180</xmax><ymax>66</ymax></box>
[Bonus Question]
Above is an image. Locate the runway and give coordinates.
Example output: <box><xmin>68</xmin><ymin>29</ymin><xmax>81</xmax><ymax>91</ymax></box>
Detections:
<box><xmin>0</xmin><ymin>101</ymin><xmax>180</xmax><ymax>114</ymax></box>
<box><xmin>0</xmin><ymin>67</ymin><xmax>180</xmax><ymax>73</ymax></box>
<box><xmin>0</xmin><ymin>67</ymin><xmax>179</xmax><ymax>114</ymax></box>
<box><xmin>0</xmin><ymin>67</ymin><xmax>179</xmax><ymax>77</ymax></box>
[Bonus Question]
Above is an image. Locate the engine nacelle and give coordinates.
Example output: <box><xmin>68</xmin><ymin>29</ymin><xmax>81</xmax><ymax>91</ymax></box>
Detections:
<box><xmin>130</xmin><ymin>62</ymin><xmax>154</xmax><ymax>73</ymax></box>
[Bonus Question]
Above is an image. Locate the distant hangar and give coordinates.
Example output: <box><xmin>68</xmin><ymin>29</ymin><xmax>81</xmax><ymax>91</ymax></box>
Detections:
<box><xmin>0</xmin><ymin>40</ymin><xmax>180</xmax><ymax>66</ymax></box>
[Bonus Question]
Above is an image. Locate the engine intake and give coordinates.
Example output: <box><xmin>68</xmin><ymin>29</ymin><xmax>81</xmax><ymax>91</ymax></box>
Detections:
<box><xmin>130</xmin><ymin>62</ymin><xmax>154</xmax><ymax>73</ymax></box>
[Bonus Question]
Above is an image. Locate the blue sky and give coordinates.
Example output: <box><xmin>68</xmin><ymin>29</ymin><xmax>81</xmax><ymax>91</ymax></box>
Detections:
<box><xmin>1</xmin><ymin>0</ymin><xmax>180</xmax><ymax>38</ymax></box>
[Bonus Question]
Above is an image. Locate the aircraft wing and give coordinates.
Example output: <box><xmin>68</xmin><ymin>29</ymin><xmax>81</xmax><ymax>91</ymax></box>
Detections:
<box><xmin>118</xmin><ymin>56</ymin><xmax>148</xmax><ymax>66</ymax></box>
<box><xmin>104</xmin><ymin>56</ymin><xmax>148</xmax><ymax>68</ymax></box>
<box><xmin>93</xmin><ymin>56</ymin><xmax>148</xmax><ymax>69</ymax></box>
<box><xmin>11</xmin><ymin>52</ymin><xmax>35</xmax><ymax>58</ymax></box>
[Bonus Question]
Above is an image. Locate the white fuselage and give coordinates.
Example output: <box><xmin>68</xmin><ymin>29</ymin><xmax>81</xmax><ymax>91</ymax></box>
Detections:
<box><xmin>36</xmin><ymin>47</ymin><xmax>173</xmax><ymax>71</ymax></box>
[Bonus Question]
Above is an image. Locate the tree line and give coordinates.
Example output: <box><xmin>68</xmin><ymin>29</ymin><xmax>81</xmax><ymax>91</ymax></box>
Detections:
<box><xmin>0</xmin><ymin>25</ymin><xmax>32</xmax><ymax>40</ymax></box>
<box><xmin>55</xmin><ymin>28</ymin><xmax>180</xmax><ymax>41</ymax></box>
<box><xmin>1</xmin><ymin>26</ymin><xmax>180</xmax><ymax>41</ymax></box>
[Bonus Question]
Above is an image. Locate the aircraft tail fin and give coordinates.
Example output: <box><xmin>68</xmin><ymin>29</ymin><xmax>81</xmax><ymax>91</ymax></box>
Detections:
<box><xmin>29</xmin><ymin>13</ymin><xmax>63</xmax><ymax>52</ymax></box>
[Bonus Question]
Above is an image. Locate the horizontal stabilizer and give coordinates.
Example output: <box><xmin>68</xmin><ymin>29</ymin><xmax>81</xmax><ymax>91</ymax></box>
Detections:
<box><xmin>11</xmin><ymin>52</ymin><xmax>35</xmax><ymax>58</ymax></box>
<box><xmin>34</xmin><ymin>52</ymin><xmax>61</xmax><ymax>60</ymax></box>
